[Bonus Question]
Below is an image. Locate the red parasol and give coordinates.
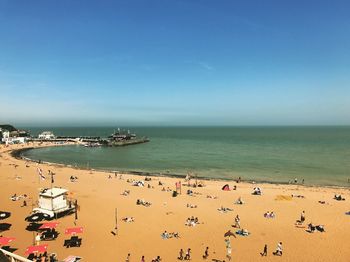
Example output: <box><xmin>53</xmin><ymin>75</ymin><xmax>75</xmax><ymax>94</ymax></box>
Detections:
<box><xmin>39</xmin><ymin>222</ymin><xmax>59</xmax><ymax>230</ymax></box>
<box><xmin>65</xmin><ymin>227</ymin><xmax>83</xmax><ymax>235</ymax></box>
<box><xmin>0</xmin><ymin>237</ymin><xmax>15</xmax><ymax>246</ymax></box>
<box><xmin>25</xmin><ymin>244</ymin><xmax>48</xmax><ymax>255</ymax></box>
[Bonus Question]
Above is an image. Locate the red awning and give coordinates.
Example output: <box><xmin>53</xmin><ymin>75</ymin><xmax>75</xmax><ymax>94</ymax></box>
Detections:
<box><xmin>65</xmin><ymin>227</ymin><xmax>83</xmax><ymax>235</ymax></box>
<box><xmin>39</xmin><ymin>222</ymin><xmax>59</xmax><ymax>229</ymax></box>
<box><xmin>0</xmin><ymin>237</ymin><xmax>15</xmax><ymax>246</ymax></box>
<box><xmin>25</xmin><ymin>244</ymin><xmax>48</xmax><ymax>254</ymax></box>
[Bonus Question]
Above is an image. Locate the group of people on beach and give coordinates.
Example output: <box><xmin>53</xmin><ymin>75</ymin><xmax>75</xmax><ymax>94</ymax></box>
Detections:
<box><xmin>185</xmin><ymin>216</ymin><xmax>200</xmax><ymax>226</ymax></box>
<box><xmin>177</xmin><ymin>248</ymin><xmax>192</xmax><ymax>260</ymax></box>
<box><xmin>126</xmin><ymin>254</ymin><xmax>162</xmax><ymax>262</ymax></box>
<box><xmin>161</xmin><ymin>230</ymin><xmax>179</xmax><ymax>239</ymax></box>
<box><xmin>264</xmin><ymin>211</ymin><xmax>276</xmax><ymax>218</ymax></box>
<box><xmin>136</xmin><ymin>199</ymin><xmax>151</xmax><ymax>207</ymax></box>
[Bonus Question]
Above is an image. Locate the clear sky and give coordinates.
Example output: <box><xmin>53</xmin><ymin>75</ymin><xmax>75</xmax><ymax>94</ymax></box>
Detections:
<box><xmin>0</xmin><ymin>0</ymin><xmax>349</xmax><ymax>126</ymax></box>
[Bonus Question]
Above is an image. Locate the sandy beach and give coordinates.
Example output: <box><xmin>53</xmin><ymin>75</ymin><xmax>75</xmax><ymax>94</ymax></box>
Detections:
<box><xmin>1</xmin><ymin>142</ymin><xmax>350</xmax><ymax>261</ymax></box>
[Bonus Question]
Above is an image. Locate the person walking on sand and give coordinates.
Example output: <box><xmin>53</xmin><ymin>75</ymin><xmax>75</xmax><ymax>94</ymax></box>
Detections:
<box><xmin>234</xmin><ymin>215</ymin><xmax>240</xmax><ymax>228</ymax></box>
<box><xmin>141</xmin><ymin>255</ymin><xmax>145</xmax><ymax>262</ymax></box>
<box><xmin>260</xmin><ymin>244</ymin><xmax>268</xmax><ymax>256</ymax></box>
<box><xmin>178</xmin><ymin>249</ymin><xmax>184</xmax><ymax>260</ymax></box>
<box><xmin>35</xmin><ymin>233</ymin><xmax>41</xmax><ymax>245</ymax></box>
<box><xmin>202</xmin><ymin>246</ymin><xmax>209</xmax><ymax>259</ymax></box>
<box><xmin>184</xmin><ymin>248</ymin><xmax>191</xmax><ymax>260</ymax></box>
<box><xmin>126</xmin><ymin>253</ymin><xmax>131</xmax><ymax>262</ymax></box>
<box><xmin>300</xmin><ymin>211</ymin><xmax>305</xmax><ymax>224</ymax></box>
<box><xmin>273</xmin><ymin>242</ymin><xmax>283</xmax><ymax>256</ymax></box>
<box><xmin>225</xmin><ymin>238</ymin><xmax>232</xmax><ymax>261</ymax></box>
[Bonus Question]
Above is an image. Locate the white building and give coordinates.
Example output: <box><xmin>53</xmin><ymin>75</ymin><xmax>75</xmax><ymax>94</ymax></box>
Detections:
<box><xmin>1</xmin><ymin>130</ymin><xmax>26</xmax><ymax>144</ymax></box>
<box><xmin>33</xmin><ymin>187</ymin><xmax>74</xmax><ymax>218</ymax></box>
<box><xmin>0</xmin><ymin>129</ymin><xmax>10</xmax><ymax>139</ymax></box>
<box><xmin>38</xmin><ymin>131</ymin><xmax>55</xmax><ymax>140</ymax></box>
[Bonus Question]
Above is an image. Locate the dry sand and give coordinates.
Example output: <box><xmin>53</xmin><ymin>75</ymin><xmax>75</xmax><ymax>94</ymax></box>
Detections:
<box><xmin>1</xmin><ymin>143</ymin><xmax>350</xmax><ymax>261</ymax></box>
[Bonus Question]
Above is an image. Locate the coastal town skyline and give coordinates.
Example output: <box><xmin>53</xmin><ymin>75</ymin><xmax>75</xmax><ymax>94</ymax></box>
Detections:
<box><xmin>1</xmin><ymin>1</ymin><xmax>350</xmax><ymax>126</ymax></box>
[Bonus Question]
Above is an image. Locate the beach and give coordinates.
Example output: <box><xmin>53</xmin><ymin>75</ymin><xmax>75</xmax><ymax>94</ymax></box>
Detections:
<box><xmin>1</xmin><ymin>142</ymin><xmax>350</xmax><ymax>261</ymax></box>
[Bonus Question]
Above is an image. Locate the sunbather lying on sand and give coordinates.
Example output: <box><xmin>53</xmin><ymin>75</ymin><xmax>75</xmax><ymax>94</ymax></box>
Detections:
<box><xmin>136</xmin><ymin>199</ymin><xmax>151</xmax><ymax>207</ymax></box>
<box><xmin>218</xmin><ymin>206</ymin><xmax>233</xmax><ymax>213</ymax></box>
<box><xmin>122</xmin><ymin>217</ymin><xmax>135</xmax><ymax>222</ymax></box>
<box><xmin>307</xmin><ymin>223</ymin><xmax>325</xmax><ymax>233</ymax></box>
<box><xmin>161</xmin><ymin>231</ymin><xmax>179</xmax><ymax>239</ymax></box>
<box><xmin>186</xmin><ymin>204</ymin><xmax>197</xmax><ymax>208</ymax></box>
<box><xmin>121</xmin><ymin>190</ymin><xmax>130</xmax><ymax>196</ymax></box>
<box><xmin>292</xmin><ymin>194</ymin><xmax>305</xmax><ymax>198</ymax></box>
<box><xmin>236</xmin><ymin>228</ymin><xmax>250</xmax><ymax>236</ymax></box>
<box><xmin>10</xmin><ymin>193</ymin><xmax>27</xmax><ymax>201</ymax></box>
<box><xmin>206</xmin><ymin>195</ymin><xmax>218</xmax><ymax>199</ymax></box>
<box><xmin>264</xmin><ymin>211</ymin><xmax>275</xmax><ymax>218</ymax></box>
<box><xmin>132</xmin><ymin>180</ymin><xmax>145</xmax><ymax>187</ymax></box>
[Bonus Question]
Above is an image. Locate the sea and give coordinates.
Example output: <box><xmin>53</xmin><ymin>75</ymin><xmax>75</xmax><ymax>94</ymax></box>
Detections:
<box><xmin>20</xmin><ymin>126</ymin><xmax>350</xmax><ymax>187</ymax></box>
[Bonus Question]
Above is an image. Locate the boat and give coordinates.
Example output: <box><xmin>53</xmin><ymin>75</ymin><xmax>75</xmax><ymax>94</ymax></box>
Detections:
<box><xmin>83</xmin><ymin>142</ymin><xmax>102</xmax><ymax>147</ymax></box>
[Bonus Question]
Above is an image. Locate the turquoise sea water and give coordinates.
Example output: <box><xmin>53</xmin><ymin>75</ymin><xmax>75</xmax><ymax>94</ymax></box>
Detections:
<box><xmin>21</xmin><ymin>127</ymin><xmax>350</xmax><ymax>187</ymax></box>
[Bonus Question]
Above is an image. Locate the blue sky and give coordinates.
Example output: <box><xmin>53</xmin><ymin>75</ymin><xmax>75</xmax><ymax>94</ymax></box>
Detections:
<box><xmin>0</xmin><ymin>0</ymin><xmax>349</xmax><ymax>126</ymax></box>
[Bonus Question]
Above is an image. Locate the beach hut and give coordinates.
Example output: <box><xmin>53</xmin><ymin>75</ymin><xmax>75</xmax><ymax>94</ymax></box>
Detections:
<box><xmin>222</xmin><ymin>184</ymin><xmax>230</xmax><ymax>191</ymax></box>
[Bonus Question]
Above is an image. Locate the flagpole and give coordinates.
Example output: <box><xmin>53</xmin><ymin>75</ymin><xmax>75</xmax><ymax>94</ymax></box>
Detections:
<box><xmin>115</xmin><ymin>208</ymin><xmax>118</xmax><ymax>235</ymax></box>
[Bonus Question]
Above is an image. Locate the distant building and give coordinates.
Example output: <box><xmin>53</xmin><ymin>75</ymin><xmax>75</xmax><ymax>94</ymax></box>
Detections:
<box><xmin>38</xmin><ymin>131</ymin><xmax>56</xmax><ymax>140</ymax></box>
<box><xmin>0</xmin><ymin>129</ymin><xmax>11</xmax><ymax>144</ymax></box>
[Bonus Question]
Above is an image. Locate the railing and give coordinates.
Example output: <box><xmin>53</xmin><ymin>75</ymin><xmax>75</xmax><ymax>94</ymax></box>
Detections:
<box><xmin>0</xmin><ymin>248</ymin><xmax>32</xmax><ymax>262</ymax></box>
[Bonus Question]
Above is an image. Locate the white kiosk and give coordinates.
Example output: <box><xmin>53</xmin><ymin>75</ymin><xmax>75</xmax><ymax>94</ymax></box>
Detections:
<box><xmin>33</xmin><ymin>187</ymin><xmax>75</xmax><ymax>218</ymax></box>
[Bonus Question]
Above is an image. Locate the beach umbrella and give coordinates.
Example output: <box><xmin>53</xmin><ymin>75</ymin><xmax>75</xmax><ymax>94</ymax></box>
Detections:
<box><xmin>25</xmin><ymin>244</ymin><xmax>48</xmax><ymax>255</ymax></box>
<box><xmin>65</xmin><ymin>227</ymin><xmax>83</xmax><ymax>235</ymax></box>
<box><xmin>0</xmin><ymin>211</ymin><xmax>11</xmax><ymax>220</ymax></box>
<box><xmin>224</xmin><ymin>230</ymin><xmax>236</xmax><ymax>238</ymax></box>
<box><xmin>39</xmin><ymin>222</ymin><xmax>59</xmax><ymax>230</ymax></box>
<box><xmin>0</xmin><ymin>237</ymin><xmax>15</xmax><ymax>246</ymax></box>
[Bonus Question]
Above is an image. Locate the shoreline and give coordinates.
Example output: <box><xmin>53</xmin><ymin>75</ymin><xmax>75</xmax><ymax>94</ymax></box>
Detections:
<box><xmin>12</xmin><ymin>145</ymin><xmax>350</xmax><ymax>190</ymax></box>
